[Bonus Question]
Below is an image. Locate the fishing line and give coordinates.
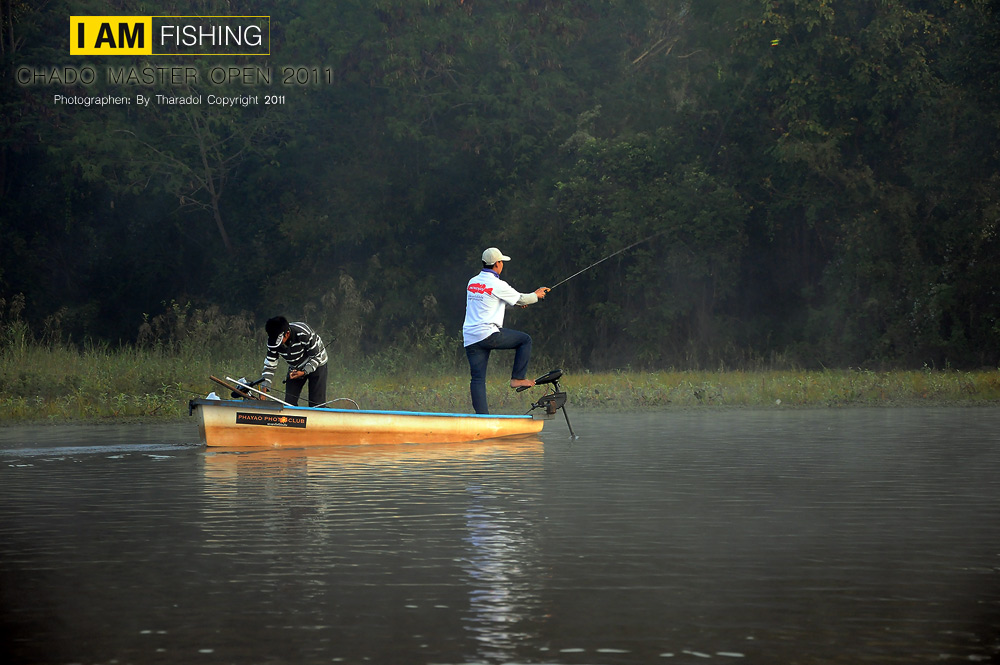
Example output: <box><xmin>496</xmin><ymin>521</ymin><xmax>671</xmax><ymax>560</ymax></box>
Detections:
<box><xmin>549</xmin><ymin>229</ymin><xmax>668</xmax><ymax>290</ymax></box>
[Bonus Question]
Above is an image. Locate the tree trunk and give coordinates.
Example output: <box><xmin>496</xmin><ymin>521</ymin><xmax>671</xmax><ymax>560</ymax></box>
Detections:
<box><xmin>189</xmin><ymin>110</ymin><xmax>233</xmax><ymax>252</ymax></box>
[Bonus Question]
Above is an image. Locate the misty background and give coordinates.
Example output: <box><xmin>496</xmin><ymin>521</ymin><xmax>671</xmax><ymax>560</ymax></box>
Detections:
<box><xmin>2</xmin><ymin>0</ymin><xmax>998</xmax><ymax>370</ymax></box>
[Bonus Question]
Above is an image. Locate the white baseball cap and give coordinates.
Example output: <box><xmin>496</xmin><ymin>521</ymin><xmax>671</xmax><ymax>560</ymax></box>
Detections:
<box><xmin>482</xmin><ymin>247</ymin><xmax>511</xmax><ymax>264</ymax></box>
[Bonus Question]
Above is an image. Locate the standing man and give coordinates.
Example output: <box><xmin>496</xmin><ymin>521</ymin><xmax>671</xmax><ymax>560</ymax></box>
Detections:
<box><xmin>260</xmin><ymin>316</ymin><xmax>329</xmax><ymax>407</ymax></box>
<box><xmin>463</xmin><ymin>247</ymin><xmax>550</xmax><ymax>414</ymax></box>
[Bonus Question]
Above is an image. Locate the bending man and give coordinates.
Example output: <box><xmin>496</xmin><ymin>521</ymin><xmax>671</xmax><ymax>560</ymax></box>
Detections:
<box><xmin>260</xmin><ymin>316</ymin><xmax>329</xmax><ymax>407</ymax></box>
<box><xmin>463</xmin><ymin>247</ymin><xmax>549</xmax><ymax>414</ymax></box>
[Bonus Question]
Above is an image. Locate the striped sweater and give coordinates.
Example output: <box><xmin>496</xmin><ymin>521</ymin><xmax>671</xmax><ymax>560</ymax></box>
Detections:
<box><xmin>260</xmin><ymin>322</ymin><xmax>328</xmax><ymax>388</ymax></box>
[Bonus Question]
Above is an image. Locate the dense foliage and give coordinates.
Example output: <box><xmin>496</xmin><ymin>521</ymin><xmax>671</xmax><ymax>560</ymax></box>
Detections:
<box><xmin>2</xmin><ymin>0</ymin><xmax>998</xmax><ymax>370</ymax></box>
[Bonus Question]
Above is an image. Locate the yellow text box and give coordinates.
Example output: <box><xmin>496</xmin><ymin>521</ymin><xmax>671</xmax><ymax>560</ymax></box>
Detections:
<box><xmin>70</xmin><ymin>16</ymin><xmax>153</xmax><ymax>55</ymax></box>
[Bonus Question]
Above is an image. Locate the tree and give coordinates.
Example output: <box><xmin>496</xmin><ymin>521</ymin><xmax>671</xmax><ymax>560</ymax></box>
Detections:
<box><xmin>115</xmin><ymin>98</ymin><xmax>278</xmax><ymax>253</ymax></box>
<box><xmin>724</xmin><ymin>0</ymin><xmax>1000</xmax><ymax>366</ymax></box>
<box><xmin>541</xmin><ymin>129</ymin><xmax>747</xmax><ymax>367</ymax></box>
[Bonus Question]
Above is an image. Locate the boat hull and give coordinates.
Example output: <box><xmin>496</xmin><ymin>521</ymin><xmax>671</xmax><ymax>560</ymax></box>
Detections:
<box><xmin>189</xmin><ymin>399</ymin><xmax>545</xmax><ymax>447</ymax></box>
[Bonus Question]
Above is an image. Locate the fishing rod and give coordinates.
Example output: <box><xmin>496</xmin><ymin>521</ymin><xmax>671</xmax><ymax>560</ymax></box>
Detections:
<box><xmin>548</xmin><ymin>229</ymin><xmax>668</xmax><ymax>290</ymax></box>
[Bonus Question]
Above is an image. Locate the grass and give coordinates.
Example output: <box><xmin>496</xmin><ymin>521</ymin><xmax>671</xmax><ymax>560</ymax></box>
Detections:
<box><xmin>2</xmin><ymin>338</ymin><xmax>1000</xmax><ymax>423</ymax></box>
<box><xmin>558</xmin><ymin>368</ymin><xmax>1000</xmax><ymax>409</ymax></box>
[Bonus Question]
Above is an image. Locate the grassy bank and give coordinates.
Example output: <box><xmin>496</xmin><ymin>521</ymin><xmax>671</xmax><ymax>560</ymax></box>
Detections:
<box><xmin>2</xmin><ymin>341</ymin><xmax>999</xmax><ymax>423</ymax></box>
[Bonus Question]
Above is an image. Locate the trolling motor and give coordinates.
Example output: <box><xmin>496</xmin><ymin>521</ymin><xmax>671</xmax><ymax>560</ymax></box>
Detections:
<box><xmin>520</xmin><ymin>369</ymin><xmax>577</xmax><ymax>438</ymax></box>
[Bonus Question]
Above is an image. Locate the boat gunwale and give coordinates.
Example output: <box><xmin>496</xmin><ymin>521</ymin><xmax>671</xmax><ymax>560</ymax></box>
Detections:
<box><xmin>188</xmin><ymin>398</ymin><xmax>539</xmax><ymax>420</ymax></box>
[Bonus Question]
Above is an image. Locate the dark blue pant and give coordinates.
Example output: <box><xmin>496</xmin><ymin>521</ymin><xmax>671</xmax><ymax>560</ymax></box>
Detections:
<box><xmin>465</xmin><ymin>328</ymin><xmax>532</xmax><ymax>414</ymax></box>
<box><xmin>284</xmin><ymin>363</ymin><xmax>328</xmax><ymax>407</ymax></box>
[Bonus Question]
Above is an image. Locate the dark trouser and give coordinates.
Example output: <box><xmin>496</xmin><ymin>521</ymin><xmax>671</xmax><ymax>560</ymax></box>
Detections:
<box><xmin>284</xmin><ymin>363</ymin><xmax>328</xmax><ymax>407</ymax></box>
<box><xmin>465</xmin><ymin>328</ymin><xmax>532</xmax><ymax>415</ymax></box>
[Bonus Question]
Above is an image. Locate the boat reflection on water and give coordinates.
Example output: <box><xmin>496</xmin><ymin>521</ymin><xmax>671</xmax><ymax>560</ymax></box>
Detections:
<box><xmin>202</xmin><ymin>437</ymin><xmax>544</xmax><ymax>482</ymax></box>
<box><xmin>200</xmin><ymin>437</ymin><xmax>547</xmax><ymax>662</ymax></box>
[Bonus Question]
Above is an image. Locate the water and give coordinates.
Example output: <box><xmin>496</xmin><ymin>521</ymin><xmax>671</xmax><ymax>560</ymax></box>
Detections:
<box><xmin>2</xmin><ymin>409</ymin><xmax>999</xmax><ymax>664</ymax></box>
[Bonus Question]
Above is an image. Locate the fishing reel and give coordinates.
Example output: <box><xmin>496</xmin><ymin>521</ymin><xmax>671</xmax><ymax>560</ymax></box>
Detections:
<box><xmin>230</xmin><ymin>376</ymin><xmax>266</xmax><ymax>399</ymax></box>
<box><xmin>207</xmin><ymin>375</ymin><xmax>268</xmax><ymax>401</ymax></box>
<box><xmin>523</xmin><ymin>369</ymin><xmax>576</xmax><ymax>438</ymax></box>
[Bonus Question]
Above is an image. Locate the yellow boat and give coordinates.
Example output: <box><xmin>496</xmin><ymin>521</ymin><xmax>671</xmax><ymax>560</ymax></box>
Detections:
<box><xmin>190</xmin><ymin>369</ymin><xmax>573</xmax><ymax>447</ymax></box>
<box><xmin>189</xmin><ymin>398</ymin><xmax>548</xmax><ymax>447</ymax></box>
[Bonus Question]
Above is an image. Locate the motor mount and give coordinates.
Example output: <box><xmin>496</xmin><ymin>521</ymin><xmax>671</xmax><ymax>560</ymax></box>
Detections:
<box><xmin>532</xmin><ymin>390</ymin><xmax>567</xmax><ymax>416</ymax></box>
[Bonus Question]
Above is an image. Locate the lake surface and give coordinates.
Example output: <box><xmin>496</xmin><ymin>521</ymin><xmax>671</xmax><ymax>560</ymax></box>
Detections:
<box><xmin>2</xmin><ymin>408</ymin><xmax>999</xmax><ymax>664</ymax></box>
